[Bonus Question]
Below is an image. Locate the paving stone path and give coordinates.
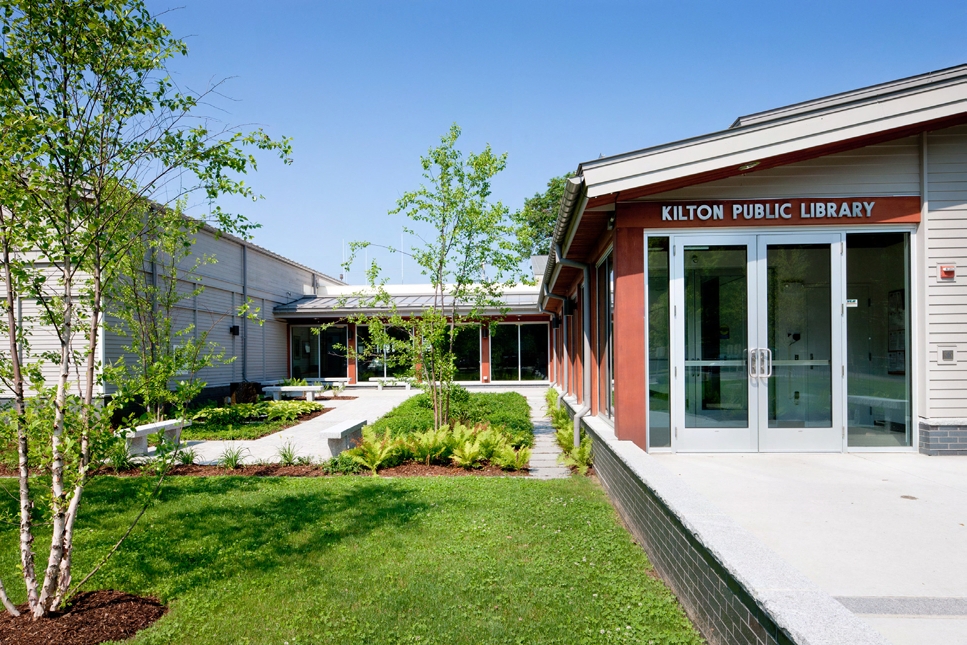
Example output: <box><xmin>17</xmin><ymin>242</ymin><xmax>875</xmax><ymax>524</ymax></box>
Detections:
<box><xmin>521</xmin><ymin>390</ymin><xmax>571</xmax><ymax>480</ymax></box>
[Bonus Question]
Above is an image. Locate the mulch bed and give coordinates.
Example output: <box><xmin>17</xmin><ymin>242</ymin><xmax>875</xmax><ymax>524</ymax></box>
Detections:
<box><xmin>0</xmin><ymin>590</ymin><xmax>166</xmax><ymax>645</ymax></box>
<box><xmin>378</xmin><ymin>463</ymin><xmax>526</xmax><ymax>477</ymax></box>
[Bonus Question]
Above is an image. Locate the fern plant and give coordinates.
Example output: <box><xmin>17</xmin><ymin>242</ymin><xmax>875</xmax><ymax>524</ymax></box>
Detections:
<box><xmin>348</xmin><ymin>430</ymin><xmax>399</xmax><ymax>475</ymax></box>
<box><xmin>451</xmin><ymin>439</ymin><xmax>483</xmax><ymax>469</ymax></box>
<box><xmin>475</xmin><ymin>427</ymin><xmax>508</xmax><ymax>461</ymax></box>
<box><xmin>492</xmin><ymin>445</ymin><xmax>531</xmax><ymax>471</ymax></box>
<box><xmin>408</xmin><ymin>428</ymin><xmax>451</xmax><ymax>465</ymax></box>
<box><xmin>560</xmin><ymin>437</ymin><xmax>593</xmax><ymax>475</ymax></box>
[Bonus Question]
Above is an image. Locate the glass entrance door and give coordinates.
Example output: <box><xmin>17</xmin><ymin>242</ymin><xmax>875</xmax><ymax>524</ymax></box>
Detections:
<box><xmin>670</xmin><ymin>233</ymin><xmax>844</xmax><ymax>452</ymax></box>
<box><xmin>756</xmin><ymin>234</ymin><xmax>844</xmax><ymax>451</ymax></box>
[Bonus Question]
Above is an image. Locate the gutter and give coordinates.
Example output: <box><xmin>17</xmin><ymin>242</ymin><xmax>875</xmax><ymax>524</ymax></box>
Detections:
<box><xmin>539</xmin><ymin>176</ymin><xmax>588</xmax><ymax>311</ymax></box>
<box><xmin>554</xmin><ymin>243</ymin><xmax>592</xmax><ymax>449</ymax></box>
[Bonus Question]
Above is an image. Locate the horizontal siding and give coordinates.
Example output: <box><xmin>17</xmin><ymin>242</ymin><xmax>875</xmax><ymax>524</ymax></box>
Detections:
<box><xmin>926</xmin><ymin>125</ymin><xmax>967</xmax><ymax>418</ymax></box>
<box><xmin>648</xmin><ymin>136</ymin><xmax>921</xmax><ymax>200</ymax></box>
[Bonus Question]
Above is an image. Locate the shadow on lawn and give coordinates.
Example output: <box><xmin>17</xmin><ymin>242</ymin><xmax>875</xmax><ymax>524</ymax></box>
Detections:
<box><xmin>11</xmin><ymin>477</ymin><xmax>436</xmax><ymax>600</ymax></box>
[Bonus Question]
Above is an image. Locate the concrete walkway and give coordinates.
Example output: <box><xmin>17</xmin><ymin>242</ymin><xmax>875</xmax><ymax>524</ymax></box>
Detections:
<box><xmin>189</xmin><ymin>388</ymin><xmax>417</xmax><ymax>465</ymax></box>
<box><xmin>653</xmin><ymin>452</ymin><xmax>967</xmax><ymax>645</ymax></box>
<box><xmin>189</xmin><ymin>384</ymin><xmax>569</xmax><ymax>477</ymax></box>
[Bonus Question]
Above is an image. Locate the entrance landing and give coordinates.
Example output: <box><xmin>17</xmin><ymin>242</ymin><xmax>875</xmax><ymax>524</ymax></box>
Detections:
<box><xmin>653</xmin><ymin>452</ymin><xmax>967</xmax><ymax>645</ymax></box>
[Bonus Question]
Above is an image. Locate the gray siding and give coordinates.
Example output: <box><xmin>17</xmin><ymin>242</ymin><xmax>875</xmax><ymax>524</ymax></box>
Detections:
<box><xmin>649</xmin><ymin>136</ymin><xmax>921</xmax><ymax>200</ymax></box>
<box><xmin>925</xmin><ymin>125</ymin><xmax>967</xmax><ymax>419</ymax></box>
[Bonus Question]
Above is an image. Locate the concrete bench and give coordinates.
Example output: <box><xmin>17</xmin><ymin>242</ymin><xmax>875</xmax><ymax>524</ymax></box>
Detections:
<box><xmin>120</xmin><ymin>419</ymin><xmax>190</xmax><ymax>456</ymax></box>
<box><xmin>369</xmin><ymin>377</ymin><xmax>413</xmax><ymax>391</ymax></box>
<box><xmin>320</xmin><ymin>419</ymin><xmax>367</xmax><ymax>458</ymax></box>
<box><xmin>263</xmin><ymin>385</ymin><xmax>328</xmax><ymax>401</ymax></box>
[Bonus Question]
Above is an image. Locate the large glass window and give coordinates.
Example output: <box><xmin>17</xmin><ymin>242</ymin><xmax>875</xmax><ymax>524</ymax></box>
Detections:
<box><xmin>490</xmin><ymin>323</ymin><xmax>549</xmax><ymax>381</ymax></box>
<box><xmin>846</xmin><ymin>233</ymin><xmax>911</xmax><ymax>447</ymax></box>
<box><xmin>491</xmin><ymin>324</ymin><xmax>520</xmax><ymax>381</ymax></box>
<box><xmin>648</xmin><ymin>238</ymin><xmax>671</xmax><ymax>447</ymax></box>
<box><xmin>290</xmin><ymin>326</ymin><xmax>316</xmax><ymax>379</ymax></box>
<box><xmin>320</xmin><ymin>327</ymin><xmax>348</xmax><ymax>378</ymax></box>
<box><xmin>597</xmin><ymin>253</ymin><xmax>615</xmax><ymax>418</ymax></box>
<box><xmin>520</xmin><ymin>324</ymin><xmax>549</xmax><ymax>380</ymax></box>
<box><xmin>453</xmin><ymin>326</ymin><xmax>480</xmax><ymax>381</ymax></box>
<box><xmin>355</xmin><ymin>325</ymin><xmax>411</xmax><ymax>380</ymax></box>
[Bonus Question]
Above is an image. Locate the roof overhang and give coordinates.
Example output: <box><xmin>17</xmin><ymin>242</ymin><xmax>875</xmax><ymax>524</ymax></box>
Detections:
<box><xmin>541</xmin><ymin>64</ymin><xmax>967</xmax><ymax>304</ymax></box>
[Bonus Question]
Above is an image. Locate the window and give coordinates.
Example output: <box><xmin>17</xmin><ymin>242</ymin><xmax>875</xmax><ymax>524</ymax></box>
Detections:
<box><xmin>647</xmin><ymin>237</ymin><xmax>671</xmax><ymax>447</ymax></box>
<box><xmin>453</xmin><ymin>326</ymin><xmax>481</xmax><ymax>381</ymax></box>
<box><xmin>491</xmin><ymin>323</ymin><xmax>549</xmax><ymax>381</ymax></box>
<box><xmin>355</xmin><ymin>325</ymin><xmax>411</xmax><ymax>380</ymax></box>
<box><xmin>290</xmin><ymin>325</ymin><xmax>348</xmax><ymax>379</ymax></box>
<box><xmin>597</xmin><ymin>253</ymin><xmax>614</xmax><ymax>418</ymax></box>
<box><xmin>846</xmin><ymin>233</ymin><xmax>911</xmax><ymax>447</ymax></box>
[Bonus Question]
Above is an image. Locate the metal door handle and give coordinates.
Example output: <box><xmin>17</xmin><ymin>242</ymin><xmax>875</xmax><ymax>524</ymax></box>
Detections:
<box><xmin>759</xmin><ymin>348</ymin><xmax>773</xmax><ymax>379</ymax></box>
<box><xmin>748</xmin><ymin>348</ymin><xmax>757</xmax><ymax>378</ymax></box>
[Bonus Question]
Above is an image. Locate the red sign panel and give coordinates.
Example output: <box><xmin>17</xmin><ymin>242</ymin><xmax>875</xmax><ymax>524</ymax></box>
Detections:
<box><xmin>623</xmin><ymin>196</ymin><xmax>921</xmax><ymax>228</ymax></box>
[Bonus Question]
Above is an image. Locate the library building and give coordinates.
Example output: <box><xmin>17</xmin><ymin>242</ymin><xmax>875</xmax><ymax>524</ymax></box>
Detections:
<box><xmin>542</xmin><ymin>64</ymin><xmax>967</xmax><ymax>455</ymax></box>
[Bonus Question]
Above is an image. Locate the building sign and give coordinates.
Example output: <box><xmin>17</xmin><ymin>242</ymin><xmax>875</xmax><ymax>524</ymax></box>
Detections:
<box><xmin>631</xmin><ymin>196</ymin><xmax>921</xmax><ymax>228</ymax></box>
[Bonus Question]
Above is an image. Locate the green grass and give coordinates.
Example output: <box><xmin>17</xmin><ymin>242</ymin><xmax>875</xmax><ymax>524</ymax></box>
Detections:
<box><xmin>0</xmin><ymin>476</ymin><xmax>702</xmax><ymax>644</ymax></box>
<box><xmin>371</xmin><ymin>391</ymin><xmax>534</xmax><ymax>447</ymax></box>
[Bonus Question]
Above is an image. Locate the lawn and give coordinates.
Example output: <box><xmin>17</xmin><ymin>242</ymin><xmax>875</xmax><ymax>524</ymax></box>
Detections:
<box><xmin>0</xmin><ymin>476</ymin><xmax>702</xmax><ymax>644</ymax></box>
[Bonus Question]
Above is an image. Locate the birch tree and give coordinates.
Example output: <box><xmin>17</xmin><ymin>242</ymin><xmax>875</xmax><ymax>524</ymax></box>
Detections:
<box><xmin>346</xmin><ymin>124</ymin><xmax>524</xmax><ymax>428</ymax></box>
<box><xmin>0</xmin><ymin>0</ymin><xmax>290</xmax><ymax>617</ymax></box>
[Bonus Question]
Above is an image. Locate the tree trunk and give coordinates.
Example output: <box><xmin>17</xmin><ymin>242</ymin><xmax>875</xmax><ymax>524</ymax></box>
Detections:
<box><xmin>35</xmin><ymin>267</ymin><xmax>73</xmax><ymax>616</ymax></box>
<box><xmin>2</xmin><ymin>235</ymin><xmax>38</xmax><ymax>614</ymax></box>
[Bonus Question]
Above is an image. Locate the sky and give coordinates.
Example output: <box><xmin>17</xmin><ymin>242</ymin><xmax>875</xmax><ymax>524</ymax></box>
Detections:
<box><xmin>148</xmin><ymin>0</ymin><xmax>967</xmax><ymax>285</ymax></box>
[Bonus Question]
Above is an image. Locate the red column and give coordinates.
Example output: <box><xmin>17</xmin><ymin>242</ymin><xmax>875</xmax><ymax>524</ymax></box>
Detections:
<box><xmin>346</xmin><ymin>323</ymin><xmax>357</xmax><ymax>384</ymax></box>
<box><xmin>613</xmin><ymin>217</ymin><xmax>647</xmax><ymax>448</ymax></box>
<box><xmin>481</xmin><ymin>327</ymin><xmax>491</xmax><ymax>383</ymax></box>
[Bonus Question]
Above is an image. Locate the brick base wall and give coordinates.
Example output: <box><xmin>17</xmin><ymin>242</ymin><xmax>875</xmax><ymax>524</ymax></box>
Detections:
<box><xmin>919</xmin><ymin>423</ymin><xmax>967</xmax><ymax>455</ymax></box>
<box><xmin>588</xmin><ymin>427</ymin><xmax>791</xmax><ymax>645</ymax></box>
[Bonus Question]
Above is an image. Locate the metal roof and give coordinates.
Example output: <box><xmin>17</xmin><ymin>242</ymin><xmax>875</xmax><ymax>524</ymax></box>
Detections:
<box><xmin>274</xmin><ymin>289</ymin><xmax>542</xmax><ymax>317</ymax></box>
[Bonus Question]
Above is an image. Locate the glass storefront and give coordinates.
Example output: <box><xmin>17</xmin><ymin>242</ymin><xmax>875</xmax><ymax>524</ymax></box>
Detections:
<box><xmin>355</xmin><ymin>325</ymin><xmax>411</xmax><ymax>380</ymax></box>
<box><xmin>846</xmin><ymin>233</ymin><xmax>912</xmax><ymax>447</ymax></box>
<box><xmin>520</xmin><ymin>324</ymin><xmax>549</xmax><ymax>381</ymax></box>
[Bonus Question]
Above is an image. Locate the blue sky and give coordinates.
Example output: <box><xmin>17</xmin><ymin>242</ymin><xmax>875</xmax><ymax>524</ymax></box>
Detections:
<box><xmin>150</xmin><ymin>1</ymin><xmax>967</xmax><ymax>284</ymax></box>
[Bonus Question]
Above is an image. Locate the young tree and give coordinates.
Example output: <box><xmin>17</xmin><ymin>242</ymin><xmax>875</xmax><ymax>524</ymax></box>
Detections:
<box><xmin>346</xmin><ymin>125</ymin><xmax>524</xmax><ymax>428</ymax></box>
<box><xmin>511</xmin><ymin>173</ymin><xmax>574</xmax><ymax>258</ymax></box>
<box><xmin>0</xmin><ymin>0</ymin><xmax>290</xmax><ymax>617</ymax></box>
<box><xmin>103</xmin><ymin>203</ymin><xmax>231</xmax><ymax>424</ymax></box>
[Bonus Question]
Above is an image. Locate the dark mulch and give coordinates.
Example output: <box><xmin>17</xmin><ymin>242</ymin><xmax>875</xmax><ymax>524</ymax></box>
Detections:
<box><xmin>378</xmin><ymin>463</ymin><xmax>527</xmax><ymax>477</ymax></box>
<box><xmin>0</xmin><ymin>590</ymin><xmax>166</xmax><ymax>645</ymax></box>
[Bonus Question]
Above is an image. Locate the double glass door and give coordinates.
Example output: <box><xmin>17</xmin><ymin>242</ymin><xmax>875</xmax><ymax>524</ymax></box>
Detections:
<box><xmin>670</xmin><ymin>233</ymin><xmax>844</xmax><ymax>452</ymax></box>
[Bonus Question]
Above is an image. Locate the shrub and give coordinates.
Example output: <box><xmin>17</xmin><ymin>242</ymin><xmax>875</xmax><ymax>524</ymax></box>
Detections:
<box><xmin>281</xmin><ymin>377</ymin><xmax>309</xmax><ymax>386</ymax></box>
<box><xmin>370</xmin><ymin>391</ymin><xmax>533</xmax><ymax>447</ymax></box>
<box><xmin>320</xmin><ymin>452</ymin><xmax>362</xmax><ymax>475</ymax></box>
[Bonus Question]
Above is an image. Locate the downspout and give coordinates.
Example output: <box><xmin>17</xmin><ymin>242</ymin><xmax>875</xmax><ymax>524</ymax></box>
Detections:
<box><xmin>555</xmin><ymin>243</ymin><xmax>591</xmax><ymax>449</ymax></box>
<box><xmin>241</xmin><ymin>244</ymin><xmax>248</xmax><ymax>382</ymax></box>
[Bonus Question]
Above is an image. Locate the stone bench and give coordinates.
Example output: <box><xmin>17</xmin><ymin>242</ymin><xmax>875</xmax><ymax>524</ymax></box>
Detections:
<box><xmin>263</xmin><ymin>385</ymin><xmax>328</xmax><ymax>401</ymax></box>
<box><xmin>369</xmin><ymin>377</ymin><xmax>413</xmax><ymax>391</ymax></box>
<box><xmin>320</xmin><ymin>419</ymin><xmax>367</xmax><ymax>458</ymax></box>
<box><xmin>120</xmin><ymin>419</ymin><xmax>190</xmax><ymax>456</ymax></box>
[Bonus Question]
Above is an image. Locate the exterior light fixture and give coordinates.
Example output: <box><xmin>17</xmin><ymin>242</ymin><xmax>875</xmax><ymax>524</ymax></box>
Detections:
<box><xmin>738</xmin><ymin>161</ymin><xmax>760</xmax><ymax>172</ymax></box>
